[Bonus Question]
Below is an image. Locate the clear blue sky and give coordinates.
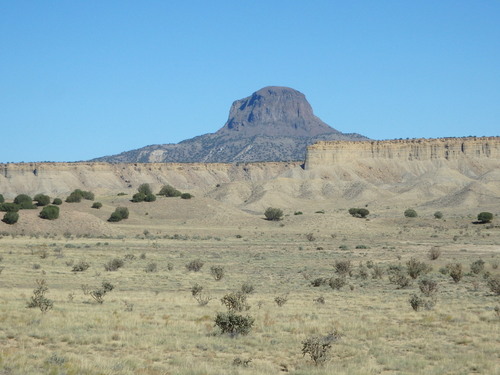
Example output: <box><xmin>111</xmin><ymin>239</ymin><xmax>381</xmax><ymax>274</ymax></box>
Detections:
<box><xmin>1</xmin><ymin>1</ymin><xmax>499</xmax><ymax>162</ymax></box>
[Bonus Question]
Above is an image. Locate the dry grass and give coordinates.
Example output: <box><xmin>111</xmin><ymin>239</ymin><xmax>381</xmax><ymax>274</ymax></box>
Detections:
<box><xmin>0</xmin><ymin>199</ymin><xmax>499</xmax><ymax>374</ymax></box>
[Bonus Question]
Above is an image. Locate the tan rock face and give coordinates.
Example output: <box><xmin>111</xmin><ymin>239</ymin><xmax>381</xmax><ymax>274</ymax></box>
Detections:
<box><xmin>305</xmin><ymin>137</ymin><xmax>500</xmax><ymax>168</ymax></box>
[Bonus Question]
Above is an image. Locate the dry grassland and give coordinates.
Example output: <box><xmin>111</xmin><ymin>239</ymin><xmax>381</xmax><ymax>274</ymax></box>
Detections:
<box><xmin>0</xmin><ymin>196</ymin><xmax>499</xmax><ymax>375</ymax></box>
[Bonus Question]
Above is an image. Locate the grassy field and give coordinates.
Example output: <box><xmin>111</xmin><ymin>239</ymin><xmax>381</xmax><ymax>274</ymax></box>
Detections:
<box><xmin>0</xmin><ymin>200</ymin><xmax>499</xmax><ymax>375</ymax></box>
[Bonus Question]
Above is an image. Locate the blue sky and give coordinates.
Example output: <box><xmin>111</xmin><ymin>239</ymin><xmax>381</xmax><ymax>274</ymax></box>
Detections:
<box><xmin>1</xmin><ymin>1</ymin><xmax>499</xmax><ymax>162</ymax></box>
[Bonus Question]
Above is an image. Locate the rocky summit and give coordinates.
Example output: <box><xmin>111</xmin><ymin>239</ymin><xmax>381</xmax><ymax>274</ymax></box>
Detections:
<box><xmin>92</xmin><ymin>86</ymin><xmax>367</xmax><ymax>163</ymax></box>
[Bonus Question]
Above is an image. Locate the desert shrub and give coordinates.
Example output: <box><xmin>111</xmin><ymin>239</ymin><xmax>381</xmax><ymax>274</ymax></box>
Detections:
<box><xmin>487</xmin><ymin>275</ymin><xmax>500</xmax><ymax>295</ymax></box>
<box><xmin>232</xmin><ymin>357</ymin><xmax>252</xmax><ymax>367</ymax></box>
<box><xmin>144</xmin><ymin>193</ymin><xmax>156</xmax><ymax>202</ymax></box>
<box><xmin>191</xmin><ymin>283</ymin><xmax>204</xmax><ymax>297</ymax></box>
<box><xmin>191</xmin><ymin>284</ymin><xmax>212</xmax><ymax>306</ymax></box>
<box><xmin>2</xmin><ymin>211</ymin><xmax>19</xmax><ymax>224</ymax></box>
<box><xmin>104</xmin><ymin>258</ymin><xmax>124</xmax><ymax>271</ymax></box>
<box><xmin>90</xmin><ymin>281</ymin><xmax>114</xmax><ymax>304</ymax></box>
<box><xmin>348</xmin><ymin>208</ymin><xmax>369</xmax><ymax>218</ymax></box>
<box><xmin>404</xmin><ymin>208</ymin><xmax>418</xmax><ymax>218</ymax></box>
<box><xmin>108</xmin><ymin>207</ymin><xmax>129</xmax><ymax>222</ymax></box>
<box><xmin>0</xmin><ymin>202</ymin><xmax>19</xmax><ymax>212</ymax></box>
<box><xmin>26</xmin><ymin>279</ymin><xmax>53</xmax><ymax>313</ymax></box>
<box><xmin>302</xmin><ymin>331</ymin><xmax>342</xmax><ymax>366</ymax></box>
<box><xmin>131</xmin><ymin>192</ymin><xmax>146</xmax><ymax>202</ymax></box>
<box><xmin>214</xmin><ymin>311</ymin><xmax>254</xmax><ymax>336</ymax></box>
<box><xmin>314</xmin><ymin>296</ymin><xmax>326</xmax><ymax>304</ymax></box>
<box><xmin>311</xmin><ymin>278</ymin><xmax>327</xmax><ymax>287</ymax></box>
<box><xmin>221</xmin><ymin>291</ymin><xmax>249</xmax><ymax>312</ymax></box>
<box><xmin>428</xmin><ymin>246</ymin><xmax>441</xmax><ymax>260</ymax></box>
<box><xmin>240</xmin><ymin>283</ymin><xmax>255</xmax><ymax>294</ymax></box>
<box><xmin>329</xmin><ymin>276</ymin><xmax>346</xmax><ymax>290</ymax></box>
<box><xmin>0</xmin><ymin>194</ymin><xmax>4</xmax><ymax>203</ymax></box>
<box><xmin>52</xmin><ymin>198</ymin><xmax>62</xmax><ymax>205</ymax></box>
<box><xmin>14</xmin><ymin>194</ymin><xmax>32</xmax><ymax>205</ymax></box>
<box><xmin>91</xmin><ymin>202</ymin><xmax>102</xmax><ymax>209</ymax></box>
<box><xmin>357</xmin><ymin>265</ymin><xmax>369</xmax><ymax>280</ymax></box>
<box><xmin>406</xmin><ymin>258</ymin><xmax>431</xmax><ymax>279</ymax></box>
<box><xmin>274</xmin><ymin>294</ymin><xmax>289</xmax><ymax>306</ymax></box>
<box><xmin>294</xmin><ymin>211</ymin><xmax>303</xmax><ymax>215</ymax></box>
<box><xmin>477</xmin><ymin>212</ymin><xmax>493</xmax><ymax>223</ymax></box>
<box><xmin>137</xmin><ymin>183</ymin><xmax>153</xmax><ymax>196</ymax></box>
<box><xmin>418</xmin><ymin>278</ymin><xmax>439</xmax><ymax>297</ymax></box>
<box><xmin>66</xmin><ymin>189</ymin><xmax>94</xmax><ymax>202</ymax></box>
<box><xmin>305</xmin><ymin>233</ymin><xmax>316</xmax><ymax>242</ymax></box>
<box><xmin>264</xmin><ymin>207</ymin><xmax>283</xmax><ymax>221</ymax></box>
<box><xmin>72</xmin><ymin>260</ymin><xmax>90</xmax><ymax>272</ymax></box>
<box><xmin>145</xmin><ymin>262</ymin><xmax>158</xmax><ymax>273</ymax></box>
<box><xmin>210</xmin><ymin>265</ymin><xmax>225</xmax><ymax>281</ymax></box>
<box><xmin>39</xmin><ymin>205</ymin><xmax>59</xmax><ymax>220</ymax></box>
<box><xmin>447</xmin><ymin>263</ymin><xmax>463</xmax><ymax>283</ymax></box>
<box><xmin>388</xmin><ymin>266</ymin><xmax>412</xmax><ymax>288</ymax></box>
<box><xmin>180</xmin><ymin>193</ymin><xmax>192</xmax><ymax>199</ymax></box>
<box><xmin>334</xmin><ymin>260</ymin><xmax>352</xmax><ymax>276</ymax></box>
<box><xmin>372</xmin><ymin>265</ymin><xmax>384</xmax><ymax>279</ymax></box>
<box><xmin>158</xmin><ymin>184</ymin><xmax>182</xmax><ymax>197</ymax></box>
<box><xmin>33</xmin><ymin>194</ymin><xmax>51</xmax><ymax>206</ymax></box>
<box><xmin>186</xmin><ymin>259</ymin><xmax>204</xmax><ymax>272</ymax></box>
<box><xmin>470</xmin><ymin>259</ymin><xmax>485</xmax><ymax>274</ymax></box>
<box><xmin>434</xmin><ymin>211</ymin><xmax>443</xmax><ymax>219</ymax></box>
<box><xmin>409</xmin><ymin>294</ymin><xmax>425</xmax><ymax>311</ymax></box>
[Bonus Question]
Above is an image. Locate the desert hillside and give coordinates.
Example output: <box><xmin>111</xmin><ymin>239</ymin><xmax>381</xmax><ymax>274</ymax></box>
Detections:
<box><xmin>1</xmin><ymin>137</ymin><xmax>499</xmax><ymax>215</ymax></box>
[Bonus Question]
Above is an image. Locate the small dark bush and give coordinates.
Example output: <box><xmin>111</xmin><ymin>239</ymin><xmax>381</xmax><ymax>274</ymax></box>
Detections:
<box><xmin>66</xmin><ymin>189</ymin><xmax>94</xmax><ymax>203</ymax></box>
<box><xmin>221</xmin><ymin>291</ymin><xmax>249</xmax><ymax>312</ymax></box>
<box><xmin>470</xmin><ymin>259</ymin><xmax>485</xmax><ymax>274</ymax></box>
<box><xmin>26</xmin><ymin>279</ymin><xmax>53</xmax><ymax>313</ymax></box>
<box><xmin>210</xmin><ymin>265</ymin><xmax>225</xmax><ymax>281</ymax></box>
<box><xmin>447</xmin><ymin>263</ymin><xmax>463</xmax><ymax>283</ymax></box>
<box><xmin>14</xmin><ymin>194</ymin><xmax>32</xmax><ymax>205</ymax></box>
<box><xmin>33</xmin><ymin>194</ymin><xmax>51</xmax><ymax>206</ymax></box>
<box><xmin>72</xmin><ymin>260</ymin><xmax>90</xmax><ymax>272</ymax></box>
<box><xmin>0</xmin><ymin>194</ymin><xmax>4</xmax><ymax>203</ymax></box>
<box><xmin>428</xmin><ymin>246</ymin><xmax>441</xmax><ymax>260</ymax></box>
<box><xmin>329</xmin><ymin>277</ymin><xmax>346</xmax><ymax>290</ymax></box>
<box><xmin>137</xmin><ymin>183</ymin><xmax>153</xmax><ymax>196</ymax></box>
<box><xmin>214</xmin><ymin>311</ymin><xmax>254</xmax><ymax>336</ymax></box>
<box><xmin>406</xmin><ymin>258</ymin><xmax>431</xmax><ymax>279</ymax></box>
<box><xmin>477</xmin><ymin>212</ymin><xmax>493</xmax><ymax>223</ymax></box>
<box><xmin>0</xmin><ymin>202</ymin><xmax>19</xmax><ymax>212</ymax></box>
<box><xmin>131</xmin><ymin>192</ymin><xmax>146</xmax><ymax>202</ymax></box>
<box><xmin>104</xmin><ymin>258</ymin><xmax>124</xmax><ymax>271</ymax></box>
<box><xmin>186</xmin><ymin>259</ymin><xmax>204</xmax><ymax>272</ymax></box>
<box><xmin>311</xmin><ymin>278</ymin><xmax>327</xmax><ymax>287</ymax></box>
<box><xmin>39</xmin><ymin>205</ymin><xmax>59</xmax><ymax>220</ymax></box>
<box><xmin>334</xmin><ymin>260</ymin><xmax>352</xmax><ymax>276</ymax></box>
<box><xmin>434</xmin><ymin>211</ymin><xmax>443</xmax><ymax>219</ymax></box>
<box><xmin>144</xmin><ymin>193</ymin><xmax>156</xmax><ymax>202</ymax></box>
<box><xmin>409</xmin><ymin>294</ymin><xmax>425</xmax><ymax>311</ymax></box>
<box><xmin>108</xmin><ymin>207</ymin><xmax>129</xmax><ymax>222</ymax></box>
<box><xmin>145</xmin><ymin>262</ymin><xmax>158</xmax><ymax>273</ymax></box>
<box><xmin>52</xmin><ymin>198</ymin><xmax>62</xmax><ymax>205</ymax></box>
<box><xmin>418</xmin><ymin>278</ymin><xmax>439</xmax><ymax>297</ymax></box>
<box><xmin>158</xmin><ymin>184</ymin><xmax>182</xmax><ymax>197</ymax></box>
<box><xmin>487</xmin><ymin>275</ymin><xmax>500</xmax><ymax>295</ymax></box>
<box><xmin>180</xmin><ymin>193</ymin><xmax>193</xmax><ymax>199</ymax></box>
<box><xmin>348</xmin><ymin>208</ymin><xmax>370</xmax><ymax>218</ymax></box>
<box><xmin>91</xmin><ymin>202</ymin><xmax>102</xmax><ymax>209</ymax></box>
<box><xmin>90</xmin><ymin>281</ymin><xmax>114</xmax><ymax>304</ymax></box>
<box><xmin>2</xmin><ymin>211</ymin><xmax>19</xmax><ymax>224</ymax></box>
<box><xmin>294</xmin><ymin>211</ymin><xmax>303</xmax><ymax>215</ymax></box>
<box><xmin>302</xmin><ymin>331</ymin><xmax>342</xmax><ymax>366</ymax></box>
<box><xmin>274</xmin><ymin>294</ymin><xmax>288</xmax><ymax>307</ymax></box>
<box><xmin>404</xmin><ymin>208</ymin><xmax>418</xmax><ymax>218</ymax></box>
<box><xmin>264</xmin><ymin>207</ymin><xmax>283</xmax><ymax>221</ymax></box>
<box><xmin>388</xmin><ymin>267</ymin><xmax>412</xmax><ymax>288</ymax></box>
<box><xmin>240</xmin><ymin>283</ymin><xmax>255</xmax><ymax>294</ymax></box>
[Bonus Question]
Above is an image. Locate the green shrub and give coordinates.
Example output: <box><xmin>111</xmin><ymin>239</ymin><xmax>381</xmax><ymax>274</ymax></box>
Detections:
<box><xmin>91</xmin><ymin>202</ymin><xmax>102</xmax><ymax>209</ymax></box>
<box><xmin>52</xmin><ymin>198</ymin><xmax>62</xmax><ymax>205</ymax></box>
<box><xmin>348</xmin><ymin>208</ymin><xmax>370</xmax><ymax>218</ymax></box>
<box><xmin>406</xmin><ymin>258</ymin><xmax>431</xmax><ymax>279</ymax></box>
<box><xmin>434</xmin><ymin>211</ymin><xmax>443</xmax><ymax>219</ymax></box>
<box><xmin>294</xmin><ymin>211</ymin><xmax>303</xmax><ymax>215</ymax></box>
<box><xmin>404</xmin><ymin>208</ymin><xmax>418</xmax><ymax>218</ymax></box>
<box><xmin>302</xmin><ymin>331</ymin><xmax>342</xmax><ymax>366</ymax></box>
<box><xmin>108</xmin><ymin>207</ymin><xmax>129</xmax><ymax>222</ymax></box>
<box><xmin>158</xmin><ymin>184</ymin><xmax>182</xmax><ymax>197</ymax></box>
<box><xmin>137</xmin><ymin>183</ymin><xmax>153</xmax><ymax>196</ymax></box>
<box><xmin>221</xmin><ymin>291</ymin><xmax>250</xmax><ymax>312</ymax></box>
<box><xmin>131</xmin><ymin>192</ymin><xmax>146</xmax><ymax>202</ymax></box>
<box><xmin>26</xmin><ymin>279</ymin><xmax>53</xmax><ymax>313</ymax></box>
<box><xmin>409</xmin><ymin>294</ymin><xmax>425</xmax><ymax>311</ymax></box>
<box><xmin>477</xmin><ymin>212</ymin><xmax>493</xmax><ymax>223</ymax></box>
<box><xmin>0</xmin><ymin>194</ymin><xmax>4</xmax><ymax>203</ymax></box>
<box><xmin>39</xmin><ymin>205</ymin><xmax>59</xmax><ymax>220</ymax></box>
<box><xmin>180</xmin><ymin>193</ymin><xmax>192</xmax><ymax>199</ymax></box>
<box><xmin>144</xmin><ymin>193</ymin><xmax>156</xmax><ymax>202</ymax></box>
<box><xmin>264</xmin><ymin>207</ymin><xmax>283</xmax><ymax>221</ymax></box>
<box><xmin>388</xmin><ymin>266</ymin><xmax>412</xmax><ymax>288</ymax></box>
<box><xmin>66</xmin><ymin>189</ymin><xmax>94</xmax><ymax>203</ymax></box>
<box><xmin>14</xmin><ymin>194</ymin><xmax>32</xmax><ymax>205</ymax></box>
<box><xmin>33</xmin><ymin>194</ymin><xmax>51</xmax><ymax>206</ymax></box>
<box><xmin>2</xmin><ymin>211</ymin><xmax>19</xmax><ymax>224</ymax></box>
<box><xmin>214</xmin><ymin>311</ymin><xmax>254</xmax><ymax>336</ymax></box>
<box><xmin>0</xmin><ymin>203</ymin><xmax>19</xmax><ymax>212</ymax></box>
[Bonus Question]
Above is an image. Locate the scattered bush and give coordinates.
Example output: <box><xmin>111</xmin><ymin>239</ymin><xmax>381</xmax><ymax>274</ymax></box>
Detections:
<box><xmin>90</xmin><ymin>281</ymin><xmax>114</xmax><ymax>304</ymax></box>
<box><xmin>334</xmin><ymin>260</ymin><xmax>352</xmax><ymax>276</ymax></box>
<box><xmin>158</xmin><ymin>184</ymin><xmax>182</xmax><ymax>197</ymax></box>
<box><xmin>33</xmin><ymin>194</ymin><xmax>51</xmax><ymax>206</ymax></box>
<box><xmin>52</xmin><ymin>198</ymin><xmax>62</xmax><ymax>205</ymax></box>
<box><xmin>39</xmin><ymin>205</ymin><xmax>59</xmax><ymax>220</ymax></box>
<box><xmin>470</xmin><ymin>259</ymin><xmax>485</xmax><ymax>274</ymax></box>
<box><xmin>108</xmin><ymin>207</ymin><xmax>129</xmax><ymax>222</ymax></box>
<box><xmin>72</xmin><ymin>260</ymin><xmax>90</xmax><ymax>272</ymax></box>
<box><xmin>418</xmin><ymin>278</ymin><xmax>439</xmax><ymax>297</ymax></box>
<box><xmin>409</xmin><ymin>294</ymin><xmax>425</xmax><ymax>311</ymax></box>
<box><xmin>240</xmin><ymin>283</ymin><xmax>255</xmax><ymax>294</ymax></box>
<box><xmin>66</xmin><ymin>189</ymin><xmax>94</xmax><ymax>203</ymax></box>
<box><xmin>329</xmin><ymin>277</ymin><xmax>346</xmax><ymax>290</ymax></box>
<box><xmin>91</xmin><ymin>202</ymin><xmax>102</xmax><ymax>209</ymax></box>
<box><xmin>0</xmin><ymin>194</ymin><xmax>4</xmax><ymax>203</ymax></box>
<box><xmin>348</xmin><ymin>208</ymin><xmax>370</xmax><ymax>218</ymax></box>
<box><xmin>487</xmin><ymin>275</ymin><xmax>500</xmax><ymax>295</ymax></box>
<box><xmin>145</xmin><ymin>262</ymin><xmax>158</xmax><ymax>273</ymax></box>
<box><xmin>302</xmin><ymin>331</ymin><xmax>342</xmax><ymax>366</ymax></box>
<box><xmin>477</xmin><ymin>212</ymin><xmax>493</xmax><ymax>223</ymax></box>
<box><xmin>447</xmin><ymin>263</ymin><xmax>463</xmax><ymax>283</ymax></box>
<box><xmin>104</xmin><ymin>258</ymin><xmax>124</xmax><ymax>271</ymax></box>
<box><xmin>434</xmin><ymin>211</ymin><xmax>443</xmax><ymax>219</ymax></box>
<box><xmin>210</xmin><ymin>265</ymin><xmax>225</xmax><ymax>281</ymax></box>
<box><xmin>388</xmin><ymin>266</ymin><xmax>412</xmax><ymax>288</ymax></box>
<box><xmin>232</xmin><ymin>357</ymin><xmax>252</xmax><ymax>367</ymax></box>
<box><xmin>14</xmin><ymin>194</ymin><xmax>32</xmax><ymax>205</ymax></box>
<box><xmin>371</xmin><ymin>265</ymin><xmax>384</xmax><ymax>279</ymax></box>
<box><xmin>428</xmin><ymin>246</ymin><xmax>441</xmax><ymax>260</ymax></box>
<box><xmin>144</xmin><ymin>193</ymin><xmax>156</xmax><ymax>202</ymax></box>
<box><xmin>26</xmin><ymin>279</ymin><xmax>53</xmax><ymax>313</ymax></box>
<box><xmin>191</xmin><ymin>283</ymin><xmax>212</xmax><ymax>306</ymax></box>
<box><xmin>186</xmin><ymin>259</ymin><xmax>204</xmax><ymax>272</ymax></box>
<box><xmin>0</xmin><ymin>202</ymin><xmax>19</xmax><ymax>212</ymax></box>
<box><xmin>406</xmin><ymin>258</ymin><xmax>431</xmax><ymax>279</ymax></box>
<box><xmin>131</xmin><ymin>192</ymin><xmax>146</xmax><ymax>202</ymax></box>
<box><xmin>214</xmin><ymin>311</ymin><xmax>254</xmax><ymax>336</ymax></box>
<box><xmin>311</xmin><ymin>278</ymin><xmax>327</xmax><ymax>287</ymax></box>
<box><xmin>221</xmin><ymin>291</ymin><xmax>250</xmax><ymax>312</ymax></box>
<box><xmin>180</xmin><ymin>193</ymin><xmax>192</xmax><ymax>199</ymax></box>
<box><xmin>294</xmin><ymin>211</ymin><xmax>303</xmax><ymax>215</ymax></box>
<box><xmin>2</xmin><ymin>211</ymin><xmax>19</xmax><ymax>224</ymax></box>
<box><xmin>137</xmin><ymin>183</ymin><xmax>153</xmax><ymax>196</ymax></box>
<box><xmin>274</xmin><ymin>294</ymin><xmax>289</xmax><ymax>307</ymax></box>
<box><xmin>404</xmin><ymin>208</ymin><xmax>418</xmax><ymax>218</ymax></box>
<box><xmin>264</xmin><ymin>207</ymin><xmax>283</xmax><ymax>221</ymax></box>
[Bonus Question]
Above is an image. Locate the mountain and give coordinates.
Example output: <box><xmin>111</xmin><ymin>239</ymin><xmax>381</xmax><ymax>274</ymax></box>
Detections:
<box><xmin>92</xmin><ymin>86</ymin><xmax>368</xmax><ymax>163</ymax></box>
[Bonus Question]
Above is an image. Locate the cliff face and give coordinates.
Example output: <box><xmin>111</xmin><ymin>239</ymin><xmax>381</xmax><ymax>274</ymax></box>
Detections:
<box><xmin>305</xmin><ymin>137</ymin><xmax>500</xmax><ymax>168</ymax></box>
